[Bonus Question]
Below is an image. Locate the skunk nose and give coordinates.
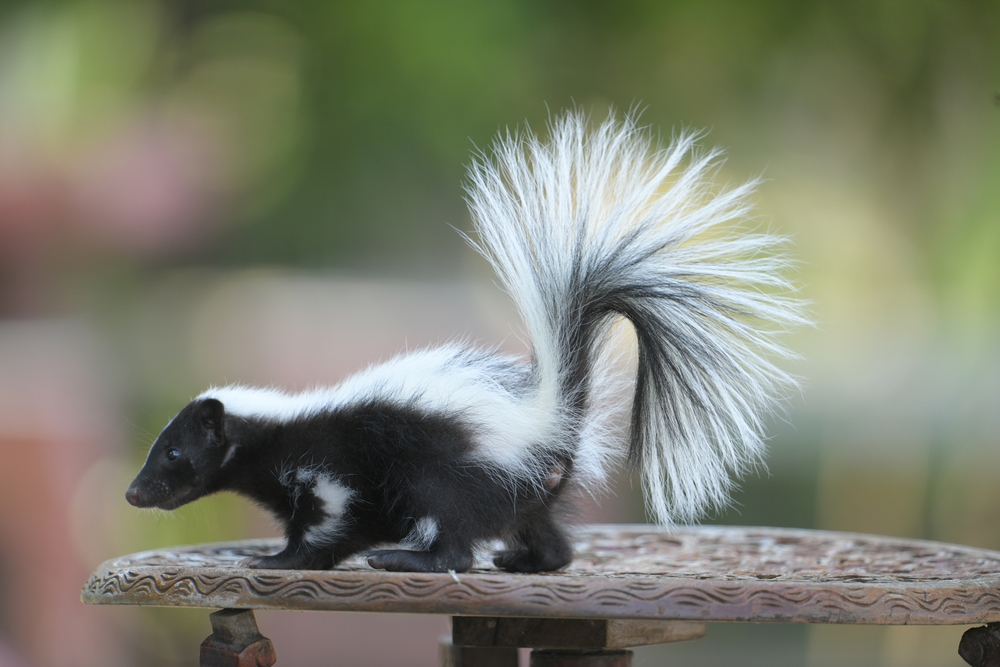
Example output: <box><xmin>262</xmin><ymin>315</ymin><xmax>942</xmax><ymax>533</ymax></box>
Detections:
<box><xmin>125</xmin><ymin>485</ymin><xmax>141</xmax><ymax>506</ymax></box>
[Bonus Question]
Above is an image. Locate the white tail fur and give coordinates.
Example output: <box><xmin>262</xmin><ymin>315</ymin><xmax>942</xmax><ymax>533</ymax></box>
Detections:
<box><xmin>465</xmin><ymin>112</ymin><xmax>807</xmax><ymax>524</ymax></box>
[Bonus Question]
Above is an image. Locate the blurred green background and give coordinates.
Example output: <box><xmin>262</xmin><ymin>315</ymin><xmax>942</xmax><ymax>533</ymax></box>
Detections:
<box><xmin>0</xmin><ymin>1</ymin><xmax>997</xmax><ymax>666</ymax></box>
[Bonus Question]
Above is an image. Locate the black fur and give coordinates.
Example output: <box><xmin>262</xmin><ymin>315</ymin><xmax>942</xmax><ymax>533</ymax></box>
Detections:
<box><xmin>127</xmin><ymin>398</ymin><xmax>573</xmax><ymax>573</ymax></box>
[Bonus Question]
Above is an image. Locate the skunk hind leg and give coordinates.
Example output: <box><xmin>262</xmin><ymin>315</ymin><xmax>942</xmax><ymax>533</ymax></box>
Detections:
<box><xmin>494</xmin><ymin>509</ymin><xmax>573</xmax><ymax>573</ymax></box>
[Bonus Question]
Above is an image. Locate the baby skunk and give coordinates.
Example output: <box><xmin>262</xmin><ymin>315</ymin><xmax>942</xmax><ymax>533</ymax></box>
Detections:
<box><xmin>125</xmin><ymin>112</ymin><xmax>805</xmax><ymax>573</ymax></box>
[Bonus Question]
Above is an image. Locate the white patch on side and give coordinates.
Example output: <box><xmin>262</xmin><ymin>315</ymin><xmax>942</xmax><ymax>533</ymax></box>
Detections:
<box><xmin>400</xmin><ymin>516</ymin><xmax>439</xmax><ymax>550</ymax></box>
<box><xmin>302</xmin><ymin>473</ymin><xmax>353</xmax><ymax>548</ymax></box>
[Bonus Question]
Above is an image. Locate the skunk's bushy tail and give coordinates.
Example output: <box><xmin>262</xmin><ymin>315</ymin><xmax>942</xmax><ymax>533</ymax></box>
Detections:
<box><xmin>464</xmin><ymin>112</ymin><xmax>807</xmax><ymax>524</ymax></box>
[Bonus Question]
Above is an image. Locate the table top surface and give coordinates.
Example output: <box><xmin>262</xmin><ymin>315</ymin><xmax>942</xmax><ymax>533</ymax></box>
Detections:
<box><xmin>81</xmin><ymin>525</ymin><xmax>1000</xmax><ymax>625</ymax></box>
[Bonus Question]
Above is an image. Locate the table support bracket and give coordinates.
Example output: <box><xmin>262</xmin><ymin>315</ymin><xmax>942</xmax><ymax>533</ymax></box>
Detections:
<box><xmin>960</xmin><ymin>623</ymin><xmax>1000</xmax><ymax>667</ymax></box>
<box><xmin>200</xmin><ymin>609</ymin><xmax>276</xmax><ymax>667</ymax></box>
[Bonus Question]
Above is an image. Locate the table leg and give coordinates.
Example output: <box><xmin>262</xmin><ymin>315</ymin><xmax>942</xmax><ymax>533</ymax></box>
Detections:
<box><xmin>200</xmin><ymin>609</ymin><xmax>277</xmax><ymax>667</ymax></box>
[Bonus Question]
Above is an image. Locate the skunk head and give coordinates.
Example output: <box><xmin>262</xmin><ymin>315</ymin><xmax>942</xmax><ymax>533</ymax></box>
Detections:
<box><xmin>126</xmin><ymin>398</ymin><xmax>229</xmax><ymax>510</ymax></box>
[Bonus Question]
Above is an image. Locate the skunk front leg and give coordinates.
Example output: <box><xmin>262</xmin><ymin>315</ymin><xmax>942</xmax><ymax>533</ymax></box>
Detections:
<box><xmin>244</xmin><ymin>533</ymin><xmax>333</xmax><ymax>570</ymax></box>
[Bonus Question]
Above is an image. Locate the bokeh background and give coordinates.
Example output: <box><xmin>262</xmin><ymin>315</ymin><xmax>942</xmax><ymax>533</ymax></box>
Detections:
<box><xmin>0</xmin><ymin>1</ymin><xmax>997</xmax><ymax>666</ymax></box>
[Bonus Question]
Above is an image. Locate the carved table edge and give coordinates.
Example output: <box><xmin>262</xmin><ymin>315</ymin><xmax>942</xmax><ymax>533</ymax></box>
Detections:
<box><xmin>80</xmin><ymin>564</ymin><xmax>1000</xmax><ymax>625</ymax></box>
<box><xmin>81</xmin><ymin>527</ymin><xmax>1000</xmax><ymax>626</ymax></box>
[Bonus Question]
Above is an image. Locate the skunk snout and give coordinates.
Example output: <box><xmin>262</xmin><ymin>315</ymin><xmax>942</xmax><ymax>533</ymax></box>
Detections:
<box><xmin>125</xmin><ymin>485</ymin><xmax>142</xmax><ymax>506</ymax></box>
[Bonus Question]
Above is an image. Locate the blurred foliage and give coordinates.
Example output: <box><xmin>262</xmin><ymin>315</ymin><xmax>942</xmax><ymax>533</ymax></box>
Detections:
<box><xmin>0</xmin><ymin>0</ymin><xmax>997</xmax><ymax>281</ymax></box>
<box><xmin>205</xmin><ymin>0</ymin><xmax>1000</xmax><ymax>281</ymax></box>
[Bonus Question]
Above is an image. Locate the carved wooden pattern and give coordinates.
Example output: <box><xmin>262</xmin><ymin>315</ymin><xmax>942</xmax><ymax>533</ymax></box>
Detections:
<box><xmin>82</xmin><ymin>525</ymin><xmax>1000</xmax><ymax>625</ymax></box>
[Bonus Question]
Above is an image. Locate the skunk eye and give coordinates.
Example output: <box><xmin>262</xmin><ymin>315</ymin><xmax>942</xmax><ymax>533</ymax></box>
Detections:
<box><xmin>166</xmin><ymin>448</ymin><xmax>180</xmax><ymax>461</ymax></box>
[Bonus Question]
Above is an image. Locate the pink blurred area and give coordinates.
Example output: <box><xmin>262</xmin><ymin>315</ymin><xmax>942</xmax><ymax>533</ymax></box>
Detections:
<box><xmin>0</xmin><ymin>322</ymin><xmax>130</xmax><ymax>667</ymax></box>
<box><xmin>0</xmin><ymin>117</ymin><xmax>221</xmax><ymax>263</ymax></box>
<box><xmin>0</xmin><ymin>2</ymin><xmax>303</xmax><ymax>313</ymax></box>
<box><xmin>70</xmin><ymin>117</ymin><xmax>223</xmax><ymax>254</ymax></box>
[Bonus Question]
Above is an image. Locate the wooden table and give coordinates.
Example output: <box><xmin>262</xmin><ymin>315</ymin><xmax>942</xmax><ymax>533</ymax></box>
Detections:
<box><xmin>81</xmin><ymin>525</ymin><xmax>1000</xmax><ymax>666</ymax></box>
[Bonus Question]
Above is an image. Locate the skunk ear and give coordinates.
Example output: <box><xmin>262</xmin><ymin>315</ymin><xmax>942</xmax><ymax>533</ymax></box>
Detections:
<box><xmin>198</xmin><ymin>398</ymin><xmax>225</xmax><ymax>442</ymax></box>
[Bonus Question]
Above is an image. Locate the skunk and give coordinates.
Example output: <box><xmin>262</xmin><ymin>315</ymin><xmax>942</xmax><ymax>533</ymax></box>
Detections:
<box><xmin>125</xmin><ymin>112</ymin><xmax>804</xmax><ymax>573</ymax></box>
